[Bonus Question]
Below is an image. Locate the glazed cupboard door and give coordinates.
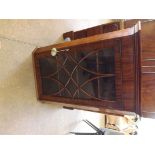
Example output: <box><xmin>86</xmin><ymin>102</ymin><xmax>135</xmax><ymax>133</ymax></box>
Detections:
<box><xmin>36</xmin><ymin>40</ymin><xmax>123</xmax><ymax>110</ymax></box>
<box><xmin>33</xmin><ymin>22</ymin><xmax>141</xmax><ymax>116</ymax></box>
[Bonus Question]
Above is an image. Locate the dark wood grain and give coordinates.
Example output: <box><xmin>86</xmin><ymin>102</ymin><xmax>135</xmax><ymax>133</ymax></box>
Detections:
<box><xmin>87</xmin><ymin>25</ymin><xmax>103</xmax><ymax>36</ymax></box>
<box><xmin>74</xmin><ymin>30</ymin><xmax>87</xmax><ymax>39</ymax></box>
<box><xmin>125</xmin><ymin>20</ymin><xmax>155</xmax><ymax>118</ymax></box>
<box><xmin>141</xmin><ymin>21</ymin><xmax>155</xmax><ymax>118</ymax></box>
<box><xmin>103</xmin><ymin>22</ymin><xmax>120</xmax><ymax>33</ymax></box>
<box><xmin>142</xmin><ymin>59</ymin><xmax>155</xmax><ymax>66</ymax></box>
<box><xmin>113</xmin><ymin>39</ymin><xmax>123</xmax><ymax>107</ymax></box>
<box><xmin>121</xmin><ymin>35</ymin><xmax>138</xmax><ymax>112</ymax></box>
<box><xmin>142</xmin><ymin>75</ymin><xmax>155</xmax><ymax>114</ymax></box>
<box><xmin>142</xmin><ymin>66</ymin><xmax>155</xmax><ymax>73</ymax></box>
<box><xmin>63</xmin><ymin>31</ymin><xmax>74</xmax><ymax>40</ymax></box>
<box><xmin>63</xmin><ymin>22</ymin><xmax>121</xmax><ymax>40</ymax></box>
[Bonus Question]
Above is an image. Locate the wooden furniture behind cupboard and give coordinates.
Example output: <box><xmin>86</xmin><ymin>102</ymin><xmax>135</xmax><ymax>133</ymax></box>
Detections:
<box><xmin>33</xmin><ymin>21</ymin><xmax>142</xmax><ymax>117</ymax></box>
<box><xmin>124</xmin><ymin>20</ymin><xmax>155</xmax><ymax>118</ymax></box>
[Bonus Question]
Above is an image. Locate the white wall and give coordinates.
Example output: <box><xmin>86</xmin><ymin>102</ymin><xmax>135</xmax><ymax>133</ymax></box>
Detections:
<box><xmin>138</xmin><ymin>118</ymin><xmax>155</xmax><ymax>135</ymax></box>
<box><xmin>0</xmin><ymin>19</ymin><xmax>112</xmax><ymax>134</ymax></box>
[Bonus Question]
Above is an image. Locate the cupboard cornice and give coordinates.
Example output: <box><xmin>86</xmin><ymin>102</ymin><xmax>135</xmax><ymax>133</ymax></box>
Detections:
<box><xmin>34</xmin><ymin>22</ymin><xmax>141</xmax><ymax>55</ymax></box>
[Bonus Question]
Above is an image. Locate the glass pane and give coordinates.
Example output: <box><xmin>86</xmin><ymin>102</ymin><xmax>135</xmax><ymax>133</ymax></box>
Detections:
<box><xmin>99</xmin><ymin>77</ymin><xmax>116</xmax><ymax>101</ymax></box>
<box><xmin>80</xmin><ymin>78</ymin><xmax>99</xmax><ymax>100</ymax></box>
<box><xmin>42</xmin><ymin>78</ymin><xmax>59</xmax><ymax>95</ymax></box>
<box><xmin>57</xmin><ymin>52</ymin><xmax>78</xmax><ymax>97</ymax></box>
<box><xmin>39</xmin><ymin>45</ymin><xmax>116</xmax><ymax>101</ymax></box>
<box><xmin>39</xmin><ymin>56</ymin><xmax>57</xmax><ymax>77</ymax></box>
<box><xmin>98</xmin><ymin>48</ymin><xmax>115</xmax><ymax>74</ymax></box>
<box><xmin>39</xmin><ymin>56</ymin><xmax>60</xmax><ymax>96</ymax></box>
<box><xmin>76</xmin><ymin>48</ymin><xmax>116</xmax><ymax>101</ymax></box>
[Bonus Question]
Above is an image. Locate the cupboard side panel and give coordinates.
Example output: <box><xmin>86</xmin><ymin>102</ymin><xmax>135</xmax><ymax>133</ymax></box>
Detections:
<box><xmin>141</xmin><ymin>21</ymin><xmax>155</xmax><ymax>118</ymax></box>
<box><xmin>121</xmin><ymin>36</ymin><xmax>136</xmax><ymax>112</ymax></box>
<box><xmin>114</xmin><ymin>39</ymin><xmax>123</xmax><ymax>107</ymax></box>
<box><xmin>32</xmin><ymin>51</ymin><xmax>43</xmax><ymax>99</ymax></box>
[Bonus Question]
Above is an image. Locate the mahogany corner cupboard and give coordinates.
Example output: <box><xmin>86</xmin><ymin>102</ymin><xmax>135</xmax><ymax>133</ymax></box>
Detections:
<box><xmin>33</xmin><ymin>22</ymin><xmax>142</xmax><ymax>117</ymax></box>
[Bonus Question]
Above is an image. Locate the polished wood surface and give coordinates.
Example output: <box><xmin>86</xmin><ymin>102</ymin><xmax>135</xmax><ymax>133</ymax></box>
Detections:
<box><xmin>63</xmin><ymin>22</ymin><xmax>120</xmax><ymax>40</ymax></box>
<box><xmin>142</xmin><ymin>66</ymin><xmax>155</xmax><ymax>73</ymax></box>
<box><xmin>142</xmin><ymin>74</ymin><xmax>155</xmax><ymax>117</ymax></box>
<box><xmin>141</xmin><ymin>21</ymin><xmax>155</xmax><ymax>118</ymax></box>
<box><xmin>125</xmin><ymin>20</ymin><xmax>155</xmax><ymax>118</ymax></box>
